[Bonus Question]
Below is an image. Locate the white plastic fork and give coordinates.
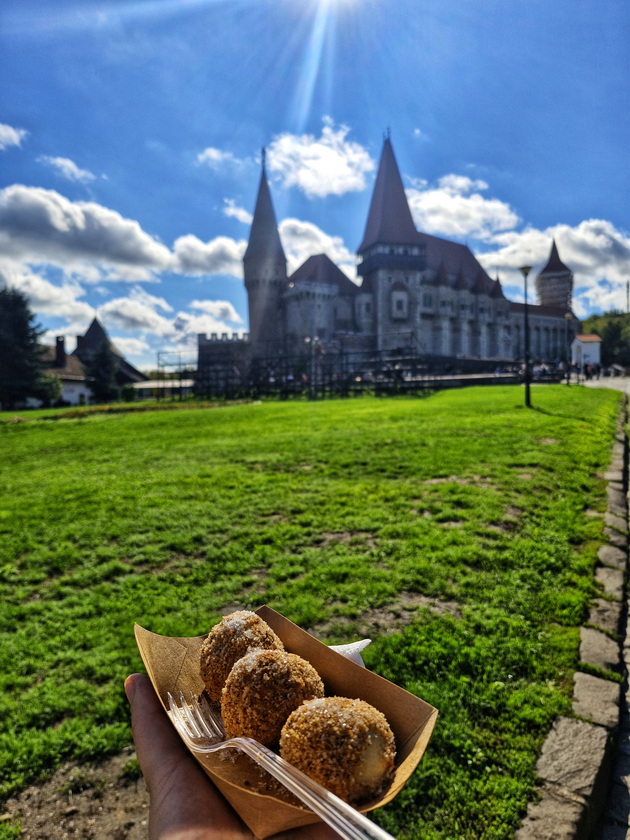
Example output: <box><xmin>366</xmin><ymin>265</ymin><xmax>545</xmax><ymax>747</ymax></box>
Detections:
<box><xmin>167</xmin><ymin>690</ymin><xmax>397</xmax><ymax>840</ymax></box>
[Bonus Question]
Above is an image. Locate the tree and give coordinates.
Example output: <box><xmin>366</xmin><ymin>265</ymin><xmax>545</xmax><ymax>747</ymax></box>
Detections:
<box><xmin>0</xmin><ymin>287</ymin><xmax>48</xmax><ymax>410</ymax></box>
<box><xmin>582</xmin><ymin>311</ymin><xmax>630</xmax><ymax>367</ymax></box>
<box><xmin>84</xmin><ymin>340</ymin><xmax>121</xmax><ymax>403</ymax></box>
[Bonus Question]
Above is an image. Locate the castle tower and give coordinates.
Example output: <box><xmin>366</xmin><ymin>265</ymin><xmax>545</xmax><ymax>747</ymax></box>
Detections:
<box><xmin>243</xmin><ymin>151</ymin><xmax>287</xmax><ymax>355</ymax></box>
<box><xmin>535</xmin><ymin>240</ymin><xmax>573</xmax><ymax>310</ymax></box>
<box><xmin>357</xmin><ymin>137</ymin><xmax>426</xmax><ymax>351</ymax></box>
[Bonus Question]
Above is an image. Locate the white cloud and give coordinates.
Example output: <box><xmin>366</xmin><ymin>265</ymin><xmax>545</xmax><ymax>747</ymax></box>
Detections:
<box><xmin>107</xmin><ymin>335</ymin><xmax>151</xmax><ymax>358</ymax></box>
<box><xmin>279</xmin><ymin>217</ymin><xmax>357</xmax><ymax>280</ymax></box>
<box><xmin>189</xmin><ymin>299</ymin><xmax>243</xmax><ymax>323</ymax></box>
<box><xmin>98</xmin><ymin>292</ymin><xmax>174</xmax><ymax>335</ymax></box>
<box><xmin>196</xmin><ymin>147</ymin><xmax>243</xmax><ymax>169</ymax></box>
<box><xmin>475</xmin><ymin>219</ymin><xmax>630</xmax><ymax>317</ymax></box>
<box><xmin>171</xmin><ymin>310</ymin><xmax>245</xmax><ymax>341</ymax></box>
<box><xmin>0</xmin><ymin>185</ymin><xmax>173</xmax><ymax>275</ymax></box>
<box><xmin>0</xmin><ymin>184</ymin><xmax>250</xmax><ymax>283</ymax></box>
<box><xmin>0</xmin><ymin>123</ymin><xmax>27</xmax><ymax>150</ymax></box>
<box><xmin>37</xmin><ymin>156</ymin><xmax>97</xmax><ymax>183</ymax></box>
<box><xmin>407</xmin><ymin>174</ymin><xmax>519</xmax><ymax>241</ymax></box>
<box><xmin>0</xmin><ymin>259</ymin><xmax>94</xmax><ymax>326</ymax></box>
<box><xmin>95</xmin><ymin>288</ymin><xmax>246</xmax><ymax>360</ymax></box>
<box><xmin>223</xmin><ymin>199</ymin><xmax>252</xmax><ymax>225</ymax></box>
<box><xmin>266</xmin><ymin>117</ymin><xmax>375</xmax><ymax>198</ymax></box>
<box><xmin>172</xmin><ymin>233</ymin><xmax>246</xmax><ymax>277</ymax></box>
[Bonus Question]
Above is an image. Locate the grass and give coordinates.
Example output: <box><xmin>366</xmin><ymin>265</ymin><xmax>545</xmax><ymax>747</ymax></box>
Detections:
<box><xmin>0</xmin><ymin>385</ymin><xmax>622</xmax><ymax>839</ymax></box>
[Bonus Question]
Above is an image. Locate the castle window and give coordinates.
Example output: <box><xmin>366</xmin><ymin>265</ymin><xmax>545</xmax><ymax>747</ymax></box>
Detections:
<box><xmin>391</xmin><ymin>287</ymin><xmax>409</xmax><ymax>320</ymax></box>
<box><xmin>423</xmin><ymin>293</ymin><xmax>433</xmax><ymax>307</ymax></box>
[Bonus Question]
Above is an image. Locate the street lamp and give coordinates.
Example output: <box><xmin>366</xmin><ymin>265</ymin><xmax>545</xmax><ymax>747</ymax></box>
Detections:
<box><xmin>304</xmin><ymin>336</ymin><xmax>318</xmax><ymax>400</ymax></box>
<box><xmin>519</xmin><ymin>265</ymin><xmax>532</xmax><ymax>408</ymax></box>
<box><xmin>564</xmin><ymin>312</ymin><xmax>572</xmax><ymax>385</ymax></box>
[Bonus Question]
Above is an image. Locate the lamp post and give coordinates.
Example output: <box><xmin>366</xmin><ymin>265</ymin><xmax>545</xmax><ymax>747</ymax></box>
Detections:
<box><xmin>519</xmin><ymin>266</ymin><xmax>532</xmax><ymax>408</ymax></box>
<box><xmin>564</xmin><ymin>312</ymin><xmax>572</xmax><ymax>385</ymax></box>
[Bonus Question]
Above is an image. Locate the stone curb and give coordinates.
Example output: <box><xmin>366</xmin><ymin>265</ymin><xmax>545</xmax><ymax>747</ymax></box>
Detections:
<box><xmin>516</xmin><ymin>400</ymin><xmax>628</xmax><ymax>840</ymax></box>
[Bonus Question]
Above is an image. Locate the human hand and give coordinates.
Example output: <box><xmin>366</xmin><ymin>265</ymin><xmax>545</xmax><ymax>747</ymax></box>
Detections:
<box><xmin>125</xmin><ymin>673</ymin><xmax>339</xmax><ymax>840</ymax></box>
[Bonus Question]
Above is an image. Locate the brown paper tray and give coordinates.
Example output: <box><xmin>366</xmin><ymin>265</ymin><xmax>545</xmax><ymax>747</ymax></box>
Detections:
<box><xmin>135</xmin><ymin>606</ymin><xmax>438</xmax><ymax>838</ymax></box>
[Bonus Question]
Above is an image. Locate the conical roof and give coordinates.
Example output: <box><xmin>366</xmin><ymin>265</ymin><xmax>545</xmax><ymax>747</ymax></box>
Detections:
<box><xmin>289</xmin><ymin>254</ymin><xmax>359</xmax><ymax>295</ymax></box>
<box><xmin>539</xmin><ymin>240</ymin><xmax>571</xmax><ymax>275</ymax></box>
<box><xmin>79</xmin><ymin>317</ymin><xmax>119</xmax><ymax>356</ymax></box>
<box><xmin>358</xmin><ymin>137</ymin><xmax>419</xmax><ymax>252</ymax></box>
<box><xmin>243</xmin><ymin>158</ymin><xmax>286</xmax><ymax>264</ymax></box>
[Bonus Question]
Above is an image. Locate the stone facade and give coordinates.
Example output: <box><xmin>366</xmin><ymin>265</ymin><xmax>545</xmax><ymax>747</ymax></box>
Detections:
<box><xmin>197</xmin><ymin>137</ymin><xmax>580</xmax><ymax>388</ymax></box>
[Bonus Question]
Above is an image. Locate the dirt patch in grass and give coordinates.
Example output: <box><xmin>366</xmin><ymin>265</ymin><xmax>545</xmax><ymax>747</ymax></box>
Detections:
<box><xmin>423</xmin><ymin>475</ymin><xmax>493</xmax><ymax>488</ymax></box>
<box><xmin>1</xmin><ymin>749</ymin><xmax>149</xmax><ymax>840</ymax></box>
<box><xmin>314</xmin><ymin>531</ymin><xmax>377</xmax><ymax>549</ymax></box>
<box><xmin>311</xmin><ymin>591</ymin><xmax>462</xmax><ymax>639</ymax></box>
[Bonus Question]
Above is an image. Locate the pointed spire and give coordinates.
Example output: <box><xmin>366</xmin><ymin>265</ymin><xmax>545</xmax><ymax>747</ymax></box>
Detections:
<box><xmin>539</xmin><ymin>239</ymin><xmax>570</xmax><ymax>275</ymax></box>
<box><xmin>358</xmin><ymin>137</ymin><xmax>419</xmax><ymax>252</ymax></box>
<box><xmin>490</xmin><ymin>277</ymin><xmax>505</xmax><ymax>298</ymax></box>
<box><xmin>243</xmin><ymin>153</ymin><xmax>286</xmax><ymax>265</ymax></box>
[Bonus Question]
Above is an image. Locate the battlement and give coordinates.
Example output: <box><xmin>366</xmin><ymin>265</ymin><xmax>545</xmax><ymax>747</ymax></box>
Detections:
<box><xmin>198</xmin><ymin>332</ymin><xmax>249</xmax><ymax>345</ymax></box>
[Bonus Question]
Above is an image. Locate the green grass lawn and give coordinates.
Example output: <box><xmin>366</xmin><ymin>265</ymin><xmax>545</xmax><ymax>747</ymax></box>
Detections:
<box><xmin>0</xmin><ymin>385</ymin><xmax>622</xmax><ymax>839</ymax></box>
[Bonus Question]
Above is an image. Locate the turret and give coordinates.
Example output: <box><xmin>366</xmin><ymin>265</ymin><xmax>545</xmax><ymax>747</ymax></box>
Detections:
<box><xmin>535</xmin><ymin>240</ymin><xmax>573</xmax><ymax>310</ymax></box>
<box><xmin>357</xmin><ymin>136</ymin><xmax>426</xmax><ymax>277</ymax></box>
<box><xmin>243</xmin><ymin>150</ymin><xmax>287</xmax><ymax>354</ymax></box>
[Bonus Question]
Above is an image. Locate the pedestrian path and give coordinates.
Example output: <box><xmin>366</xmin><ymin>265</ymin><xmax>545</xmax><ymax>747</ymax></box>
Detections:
<box><xmin>515</xmin><ymin>390</ymin><xmax>629</xmax><ymax>839</ymax></box>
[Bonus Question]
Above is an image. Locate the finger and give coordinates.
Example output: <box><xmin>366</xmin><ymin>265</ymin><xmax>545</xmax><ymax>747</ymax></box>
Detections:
<box><xmin>124</xmin><ymin>673</ymin><xmax>187</xmax><ymax>788</ymax></box>
<box><xmin>124</xmin><ymin>673</ymin><xmax>253</xmax><ymax>839</ymax></box>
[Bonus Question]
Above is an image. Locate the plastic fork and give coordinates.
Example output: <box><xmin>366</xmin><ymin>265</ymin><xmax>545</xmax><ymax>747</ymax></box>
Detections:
<box><xmin>167</xmin><ymin>690</ymin><xmax>396</xmax><ymax>840</ymax></box>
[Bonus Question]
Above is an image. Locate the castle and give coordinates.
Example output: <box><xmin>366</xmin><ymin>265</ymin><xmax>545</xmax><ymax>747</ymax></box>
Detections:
<box><xmin>197</xmin><ymin>137</ymin><xmax>579</xmax><ymax>392</ymax></box>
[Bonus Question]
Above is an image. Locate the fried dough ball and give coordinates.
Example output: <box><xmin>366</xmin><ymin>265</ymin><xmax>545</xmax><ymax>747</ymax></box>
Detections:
<box><xmin>221</xmin><ymin>649</ymin><xmax>324</xmax><ymax>746</ymax></box>
<box><xmin>280</xmin><ymin>696</ymin><xmax>396</xmax><ymax>803</ymax></box>
<box><xmin>199</xmin><ymin>611</ymin><xmax>284</xmax><ymax>703</ymax></box>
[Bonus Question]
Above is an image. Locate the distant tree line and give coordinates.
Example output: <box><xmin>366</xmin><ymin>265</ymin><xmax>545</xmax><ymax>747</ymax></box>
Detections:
<box><xmin>0</xmin><ymin>287</ymin><xmax>61</xmax><ymax>410</ymax></box>
<box><xmin>582</xmin><ymin>310</ymin><xmax>630</xmax><ymax>367</ymax></box>
<box><xmin>0</xmin><ymin>287</ymin><xmax>132</xmax><ymax>410</ymax></box>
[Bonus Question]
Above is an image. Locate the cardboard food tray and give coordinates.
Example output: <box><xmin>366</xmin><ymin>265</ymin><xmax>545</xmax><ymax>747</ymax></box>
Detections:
<box><xmin>135</xmin><ymin>605</ymin><xmax>438</xmax><ymax>838</ymax></box>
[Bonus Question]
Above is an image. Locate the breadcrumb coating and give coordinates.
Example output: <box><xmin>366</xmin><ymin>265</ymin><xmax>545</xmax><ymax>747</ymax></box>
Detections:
<box><xmin>199</xmin><ymin>611</ymin><xmax>284</xmax><ymax>702</ymax></box>
<box><xmin>221</xmin><ymin>649</ymin><xmax>324</xmax><ymax>746</ymax></box>
<box><xmin>279</xmin><ymin>696</ymin><xmax>396</xmax><ymax>803</ymax></box>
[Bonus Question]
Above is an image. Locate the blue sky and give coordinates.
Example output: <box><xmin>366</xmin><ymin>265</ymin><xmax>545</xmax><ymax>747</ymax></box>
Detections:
<box><xmin>1</xmin><ymin>0</ymin><xmax>629</xmax><ymax>370</ymax></box>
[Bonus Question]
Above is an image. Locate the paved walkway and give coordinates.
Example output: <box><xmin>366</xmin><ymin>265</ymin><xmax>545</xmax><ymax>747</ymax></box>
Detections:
<box><xmin>582</xmin><ymin>377</ymin><xmax>630</xmax><ymax>395</ymax></box>
<box><xmin>582</xmin><ymin>378</ymin><xmax>630</xmax><ymax>839</ymax></box>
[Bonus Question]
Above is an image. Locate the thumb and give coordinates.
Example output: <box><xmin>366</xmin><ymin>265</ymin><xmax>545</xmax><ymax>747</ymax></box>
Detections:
<box><xmin>124</xmin><ymin>673</ymin><xmax>188</xmax><ymax>792</ymax></box>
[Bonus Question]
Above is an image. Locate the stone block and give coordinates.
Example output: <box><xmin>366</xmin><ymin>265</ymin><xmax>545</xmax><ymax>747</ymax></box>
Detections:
<box><xmin>536</xmin><ymin>717</ymin><xmax>609</xmax><ymax>796</ymax></box>
<box><xmin>580</xmin><ymin>627</ymin><xmax>621</xmax><ymax>672</ymax></box>
<box><xmin>595</xmin><ymin>566</ymin><xmax>625</xmax><ymax>601</ymax></box>
<box><xmin>588</xmin><ymin>598</ymin><xmax>623</xmax><ymax>637</ymax></box>
<box><xmin>572</xmin><ymin>672</ymin><xmax>620</xmax><ymax>730</ymax></box>
<box><xmin>605</xmin><ymin>511</ymin><xmax>627</xmax><ymax>533</ymax></box>
<box><xmin>598</xmin><ymin>543</ymin><xmax>627</xmax><ymax>570</ymax></box>
<box><xmin>604</xmin><ymin>528</ymin><xmax>628</xmax><ymax>550</ymax></box>
<box><xmin>601</xmin><ymin>471</ymin><xmax>625</xmax><ymax>483</ymax></box>
<box><xmin>607</xmin><ymin>486</ymin><xmax>627</xmax><ymax>516</ymax></box>
<box><xmin>514</xmin><ymin>783</ymin><xmax>585</xmax><ymax>840</ymax></box>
